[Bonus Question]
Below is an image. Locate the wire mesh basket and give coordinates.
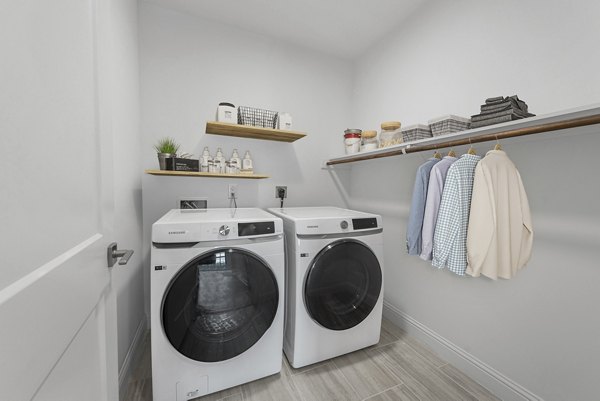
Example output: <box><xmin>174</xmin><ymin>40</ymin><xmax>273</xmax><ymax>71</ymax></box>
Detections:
<box><xmin>238</xmin><ymin>106</ymin><xmax>278</xmax><ymax>129</ymax></box>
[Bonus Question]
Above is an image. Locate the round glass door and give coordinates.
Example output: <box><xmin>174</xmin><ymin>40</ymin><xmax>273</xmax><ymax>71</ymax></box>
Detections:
<box><xmin>162</xmin><ymin>248</ymin><xmax>278</xmax><ymax>362</ymax></box>
<box><xmin>304</xmin><ymin>239</ymin><xmax>382</xmax><ymax>331</ymax></box>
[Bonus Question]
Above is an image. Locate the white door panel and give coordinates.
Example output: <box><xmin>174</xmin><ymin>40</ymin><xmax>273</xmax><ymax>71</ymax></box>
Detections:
<box><xmin>0</xmin><ymin>0</ymin><xmax>101</xmax><ymax>289</ymax></box>
<box><xmin>0</xmin><ymin>236</ymin><xmax>109</xmax><ymax>401</ymax></box>
<box><xmin>32</xmin><ymin>298</ymin><xmax>107</xmax><ymax>401</ymax></box>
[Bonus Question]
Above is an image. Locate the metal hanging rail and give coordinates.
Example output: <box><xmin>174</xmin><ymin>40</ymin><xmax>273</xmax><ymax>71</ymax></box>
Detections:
<box><xmin>326</xmin><ymin>106</ymin><xmax>600</xmax><ymax>166</ymax></box>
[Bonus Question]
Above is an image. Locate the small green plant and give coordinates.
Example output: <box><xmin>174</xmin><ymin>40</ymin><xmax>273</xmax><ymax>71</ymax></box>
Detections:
<box><xmin>154</xmin><ymin>137</ymin><xmax>180</xmax><ymax>154</ymax></box>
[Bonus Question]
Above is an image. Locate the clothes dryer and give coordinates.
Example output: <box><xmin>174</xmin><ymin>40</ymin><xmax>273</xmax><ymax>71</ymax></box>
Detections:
<box><xmin>151</xmin><ymin>208</ymin><xmax>284</xmax><ymax>400</ymax></box>
<box><xmin>267</xmin><ymin>207</ymin><xmax>383</xmax><ymax>368</ymax></box>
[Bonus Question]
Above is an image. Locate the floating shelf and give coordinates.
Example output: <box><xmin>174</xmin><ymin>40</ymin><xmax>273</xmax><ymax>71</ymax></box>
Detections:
<box><xmin>145</xmin><ymin>169</ymin><xmax>269</xmax><ymax>179</ymax></box>
<box><xmin>326</xmin><ymin>104</ymin><xmax>600</xmax><ymax>166</ymax></box>
<box><xmin>205</xmin><ymin>121</ymin><xmax>306</xmax><ymax>142</ymax></box>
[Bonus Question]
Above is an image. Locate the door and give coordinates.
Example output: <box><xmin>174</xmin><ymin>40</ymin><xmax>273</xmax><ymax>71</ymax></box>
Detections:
<box><xmin>162</xmin><ymin>248</ymin><xmax>279</xmax><ymax>362</ymax></box>
<box><xmin>304</xmin><ymin>239</ymin><xmax>382</xmax><ymax>330</ymax></box>
<box><xmin>0</xmin><ymin>1</ymin><xmax>119</xmax><ymax>400</ymax></box>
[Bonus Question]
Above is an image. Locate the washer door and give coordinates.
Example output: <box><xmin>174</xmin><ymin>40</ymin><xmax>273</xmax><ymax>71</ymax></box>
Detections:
<box><xmin>304</xmin><ymin>239</ymin><xmax>382</xmax><ymax>331</ymax></box>
<box><xmin>162</xmin><ymin>248</ymin><xmax>278</xmax><ymax>362</ymax></box>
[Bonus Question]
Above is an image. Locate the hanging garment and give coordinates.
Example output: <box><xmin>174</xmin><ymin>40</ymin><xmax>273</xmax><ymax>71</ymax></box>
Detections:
<box><xmin>420</xmin><ymin>156</ymin><xmax>457</xmax><ymax>261</ymax></box>
<box><xmin>406</xmin><ymin>158</ymin><xmax>440</xmax><ymax>255</ymax></box>
<box><xmin>432</xmin><ymin>153</ymin><xmax>481</xmax><ymax>274</ymax></box>
<box><xmin>466</xmin><ymin>150</ymin><xmax>533</xmax><ymax>279</ymax></box>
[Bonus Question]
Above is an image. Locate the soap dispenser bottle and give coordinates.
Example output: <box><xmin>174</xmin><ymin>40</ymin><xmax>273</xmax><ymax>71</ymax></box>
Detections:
<box><xmin>230</xmin><ymin>149</ymin><xmax>241</xmax><ymax>174</ymax></box>
<box><xmin>241</xmin><ymin>151</ymin><xmax>253</xmax><ymax>174</ymax></box>
<box><xmin>215</xmin><ymin>147</ymin><xmax>225</xmax><ymax>173</ymax></box>
<box><xmin>200</xmin><ymin>146</ymin><xmax>211</xmax><ymax>172</ymax></box>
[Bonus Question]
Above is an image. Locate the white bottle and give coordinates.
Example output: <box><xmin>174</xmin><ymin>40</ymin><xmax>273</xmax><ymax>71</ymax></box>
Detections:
<box><xmin>215</xmin><ymin>147</ymin><xmax>225</xmax><ymax>173</ymax></box>
<box><xmin>277</xmin><ymin>112</ymin><xmax>293</xmax><ymax>130</ymax></box>
<box><xmin>241</xmin><ymin>151</ymin><xmax>253</xmax><ymax>174</ymax></box>
<box><xmin>229</xmin><ymin>149</ymin><xmax>241</xmax><ymax>174</ymax></box>
<box><xmin>200</xmin><ymin>146</ymin><xmax>211</xmax><ymax>172</ymax></box>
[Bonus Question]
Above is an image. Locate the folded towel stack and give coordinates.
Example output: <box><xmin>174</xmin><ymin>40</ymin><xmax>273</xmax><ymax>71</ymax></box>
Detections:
<box><xmin>471</xmin><ymin>95</ymin><xmax>535</xmax><ymax>128</ymax></box>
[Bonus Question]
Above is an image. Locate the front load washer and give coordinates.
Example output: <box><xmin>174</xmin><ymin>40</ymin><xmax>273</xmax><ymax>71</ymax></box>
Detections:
<box><xmin>151</xmin><ymin>208</ymin><xmax>284</xmax><ymax>401</ymax></box>
<box><xmin>267</xmin><ymin>207</ymin><xmax>383</xmax><ymax>368</ymax></box>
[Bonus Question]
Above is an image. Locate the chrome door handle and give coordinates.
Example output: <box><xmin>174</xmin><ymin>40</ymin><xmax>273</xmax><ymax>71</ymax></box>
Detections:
<box><xmin>107</xmin><ymin>242</ymin><xmax>134</xmax><ymax>268</ymax></box>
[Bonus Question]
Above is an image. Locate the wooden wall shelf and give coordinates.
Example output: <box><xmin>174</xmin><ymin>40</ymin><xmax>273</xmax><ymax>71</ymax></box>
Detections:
<box><xmin>326</xmin><ymin>104</ymin><xmax>600</xmax><ymax>166</ymax></box>
<box><xmin>145</xmin><ymin>169</ymin><xmax>269</xmax><ymax>179</ymax></box>
<box><xmin>205</xmin><ymin>121</ymin><xmax>306</xmax><ymax>142</ymax></box>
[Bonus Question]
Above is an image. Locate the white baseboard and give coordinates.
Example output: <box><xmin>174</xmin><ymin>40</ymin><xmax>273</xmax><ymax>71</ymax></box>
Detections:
<box><xmin>118</xmin><ymin>316</ymin><xmax>148</xmax><ymax>399</ymax></box>
<box><xmin>383</xmin><ymin>301</ymin><xmax>543</xmax><ymax>401</ymax></box>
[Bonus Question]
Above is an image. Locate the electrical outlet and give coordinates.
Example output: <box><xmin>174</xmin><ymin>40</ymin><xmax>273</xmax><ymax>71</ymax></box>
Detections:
<box><xmin>178</xmin><ymin>198</ymin><xmax>208</xmax><ymax>209</ymax></box>
<box><xmin>275</xmin><ymin>186</ymin><xmax>287</xmax><ymax>198</ymax></box>
<box><xmin>228</xmin><ymin>184</ymin><xmax>237</xmax><ymax>199</ymax></box>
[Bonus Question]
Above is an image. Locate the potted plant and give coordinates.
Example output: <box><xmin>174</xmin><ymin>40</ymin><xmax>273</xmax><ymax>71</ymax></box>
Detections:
<box><xmin>154</xmin><ymin>137</ymin><xmax>180</xmax><ymax>170</ymax></box>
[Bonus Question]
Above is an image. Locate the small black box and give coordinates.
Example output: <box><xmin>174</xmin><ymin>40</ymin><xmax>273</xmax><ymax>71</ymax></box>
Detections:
<box><xmin>166</xmin><ymin>157</ymin><xmax>199</xmax><ymax>172</ymax></box>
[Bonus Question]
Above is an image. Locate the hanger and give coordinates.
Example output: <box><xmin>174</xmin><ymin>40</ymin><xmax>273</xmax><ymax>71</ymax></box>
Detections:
<box><xmin>433</xmin><ymin>148</ymin><xmax>442</xmax><ymax>159</ymax></box>
<box><xmin>467</xmin><ymin>138</ymin><xmax>477</xmax><ymax>155</ymax></box>
<box><xmin>447</xmin><ymin>148</ymin><xmax>456</xmax><ymax>157</ymax></box>
<box><xmin>494</xmin><ymin>135</ymin><xmax>502</xmax><ymax>151</ymax></box>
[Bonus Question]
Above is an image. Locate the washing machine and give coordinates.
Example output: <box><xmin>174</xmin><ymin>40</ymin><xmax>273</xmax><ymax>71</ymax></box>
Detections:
<box><xmin>151</xmin><ymin>208</ymin><xmax>284</xmax><ymax>401</ymax></box>
<box><xmin>267</xmin><ymin>206</ymin><xmax>383</xmax><ymax>368</ymax></box>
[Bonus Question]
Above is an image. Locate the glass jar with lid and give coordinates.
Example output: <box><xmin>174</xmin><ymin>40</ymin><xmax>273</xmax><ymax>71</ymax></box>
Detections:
<box><xmin>360</xmin><ymin>130</ymin><xmax>378</xmax><ymax>151</ymax></box>
<box><xmin>344</xmin><ymin>129</ymin><xmax>362</xmax><ymax>155</ymax></box>
<box><xmin>379</xmin><ymin>121</ymin><xmax>402</xmax><ymax>148</ymax></box>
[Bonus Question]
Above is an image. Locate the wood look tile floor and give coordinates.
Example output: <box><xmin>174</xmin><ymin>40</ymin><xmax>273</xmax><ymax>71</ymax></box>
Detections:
<box><xmin>123</xmin><ymin>319</ymin><xmax>499</xmax><ymax>401</ymax></box>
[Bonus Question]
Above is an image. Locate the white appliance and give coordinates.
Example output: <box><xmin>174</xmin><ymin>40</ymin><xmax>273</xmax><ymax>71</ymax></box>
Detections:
<box><xmin>151</xmin><ymin>208</ymin><xmax>284</xmax><ymax>401</ymax></box>
<box><xmin>267</xmin><ymin>207</ymin><xmax>384</xmax><ymax>368</ymax></box>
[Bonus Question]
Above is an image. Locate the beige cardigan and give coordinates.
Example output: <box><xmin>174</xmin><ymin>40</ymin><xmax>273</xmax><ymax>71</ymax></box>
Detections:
<box><xmin>466</xmin><ymin>150</ymin><xmax>533</xmax><ymax>279</ymax></box>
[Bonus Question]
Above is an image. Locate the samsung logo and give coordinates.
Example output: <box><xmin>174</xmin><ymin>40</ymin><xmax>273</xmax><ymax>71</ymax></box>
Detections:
<box><xmin>168</xmin><ymin>230</ymin><xmax>186</xmax><ymax>235</ymax></box>
<box><xmin>306</xmin><ymin>225</ymin><xmax>319</xmax><ymax>228</ymax></box>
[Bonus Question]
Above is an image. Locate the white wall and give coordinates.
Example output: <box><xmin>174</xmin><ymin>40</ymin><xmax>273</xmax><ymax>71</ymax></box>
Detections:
<box><xmin>347</xmin><ymin>1</ymin><xmax>600</xmax><ymax>400</ymax></box>
<box><xmin>139</xmin><ymin>3</ymin><xmax>353</xmax><ymax>315</ymax></box>
<box><xmin>106</xmin><ymin>0</ymin><xmax>146</xmax><ymax>394</ymax></box>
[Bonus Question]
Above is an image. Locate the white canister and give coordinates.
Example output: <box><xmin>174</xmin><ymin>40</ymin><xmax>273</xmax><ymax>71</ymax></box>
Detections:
<box><xmin>277</xmin><ymin>112</ymin><xmax>293</xmax><ymax>130</ymax></box>
<box><xmin>344</xmin><ymin>129</ymin><xmax>362</xmax><ymax>155</ymax></box>
<box><xmin>216</xmin><ymin>102</ymin><xmax>238</xmax><ymax>123</ymax></box>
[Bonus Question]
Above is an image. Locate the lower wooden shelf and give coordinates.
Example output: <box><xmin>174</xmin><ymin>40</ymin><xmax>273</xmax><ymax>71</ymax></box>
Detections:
<box><xmin>145</xmin><ymin>169</ymin><xmax>269</xmax><ymax>179</ymax></box>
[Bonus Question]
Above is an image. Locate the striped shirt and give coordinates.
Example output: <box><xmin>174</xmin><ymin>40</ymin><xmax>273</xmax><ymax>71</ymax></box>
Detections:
<box><xmin>420</xmin><ymin>156</ymin><xmax>457</xmax><ymax>261</ymax></box>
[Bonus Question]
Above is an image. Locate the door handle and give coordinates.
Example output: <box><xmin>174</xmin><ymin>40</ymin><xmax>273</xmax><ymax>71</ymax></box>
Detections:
<box><xmin>107</xmin><ymin>242</ymin><xmax>134</xmax><ymax>267</ymax></box>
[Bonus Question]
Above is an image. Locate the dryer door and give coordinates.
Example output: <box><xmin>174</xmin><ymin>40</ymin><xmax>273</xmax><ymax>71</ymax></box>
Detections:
<box><xmin>162</xmin><ymin>248</ymin><xmax>278</xmax><ymax>362</ymax></box>
<box><xmin>304</xmin><ymin>239</ymin><xmax>382</xmax><ymax>331</ymax></box>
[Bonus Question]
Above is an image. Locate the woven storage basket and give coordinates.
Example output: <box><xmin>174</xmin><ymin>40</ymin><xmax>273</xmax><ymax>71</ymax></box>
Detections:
<box><xmin>238</xmin><ymin>106</ymin><xmax>278</xmax><ymax>128</ymax></box>
<box><xmin>402</xmin><ymin>124</ymin><xmax>432</xmax><ymax>143</ymax></box>
<box><xmin>428</xmin><ymin>115</ymin><xmax>470</xmax><ymax>137</ymax></box>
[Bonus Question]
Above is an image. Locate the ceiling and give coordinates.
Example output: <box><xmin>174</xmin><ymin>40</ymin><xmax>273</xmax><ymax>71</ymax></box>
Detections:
<box><xmin>143</xmin><ymin>0</ymin><xmax>426</xmax><ymax>59</ymax></box>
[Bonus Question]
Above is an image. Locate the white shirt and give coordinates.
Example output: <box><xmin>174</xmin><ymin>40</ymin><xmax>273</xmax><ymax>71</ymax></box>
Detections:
<box><xmin>466</xmin><ymin>150</ymin><xmax>533</xmax><ymax>279</ymax></box>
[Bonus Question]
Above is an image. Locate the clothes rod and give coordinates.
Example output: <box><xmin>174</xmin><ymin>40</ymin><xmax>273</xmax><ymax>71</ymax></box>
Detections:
<box><xmin>326</xmin><ymin>114</ymin><xmax>600</xmax><ymax>166</ymax></box>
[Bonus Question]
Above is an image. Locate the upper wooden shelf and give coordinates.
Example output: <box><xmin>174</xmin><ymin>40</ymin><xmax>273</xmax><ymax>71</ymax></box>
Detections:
<box><xmin>205</xmin><ymin>121</ymin><xmax>306</xmax><ymax>142</ymax></box>
<box><xmin>145</xmin><ymin>169</ymin><xmax>269</xmax><ymax>179</ymax></box>
<box><xmin>326</xmin><ymin>104</ymin><xmax>600</xmax><ymax>166</ymax></box>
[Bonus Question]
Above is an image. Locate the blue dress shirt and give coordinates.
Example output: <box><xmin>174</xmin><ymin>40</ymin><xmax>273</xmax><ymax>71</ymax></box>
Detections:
<box><xmin>406</xmin><ymin>158</ymin><xmax>440</xmax><ymax>255</ymax></box>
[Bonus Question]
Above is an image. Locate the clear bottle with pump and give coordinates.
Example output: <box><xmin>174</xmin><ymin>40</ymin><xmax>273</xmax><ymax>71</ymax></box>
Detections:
<box><xmin>200</xmin><ymin>146</ymin><xmax>211</xmax><ymax>172</ymax></box>
<box><xmin>229</xmin><ymin>149</ymin><xmax>241</xmax><ymax>175</ymax></box>
<box><xmin>215</xmin><ymin>147</ymin><xmax>225</xmax><ymax>173</ymax></box>
<box><xmin>241</xmin><ymin>151</ymin><xmax>253</xmax><ymax>174</ymax></box>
